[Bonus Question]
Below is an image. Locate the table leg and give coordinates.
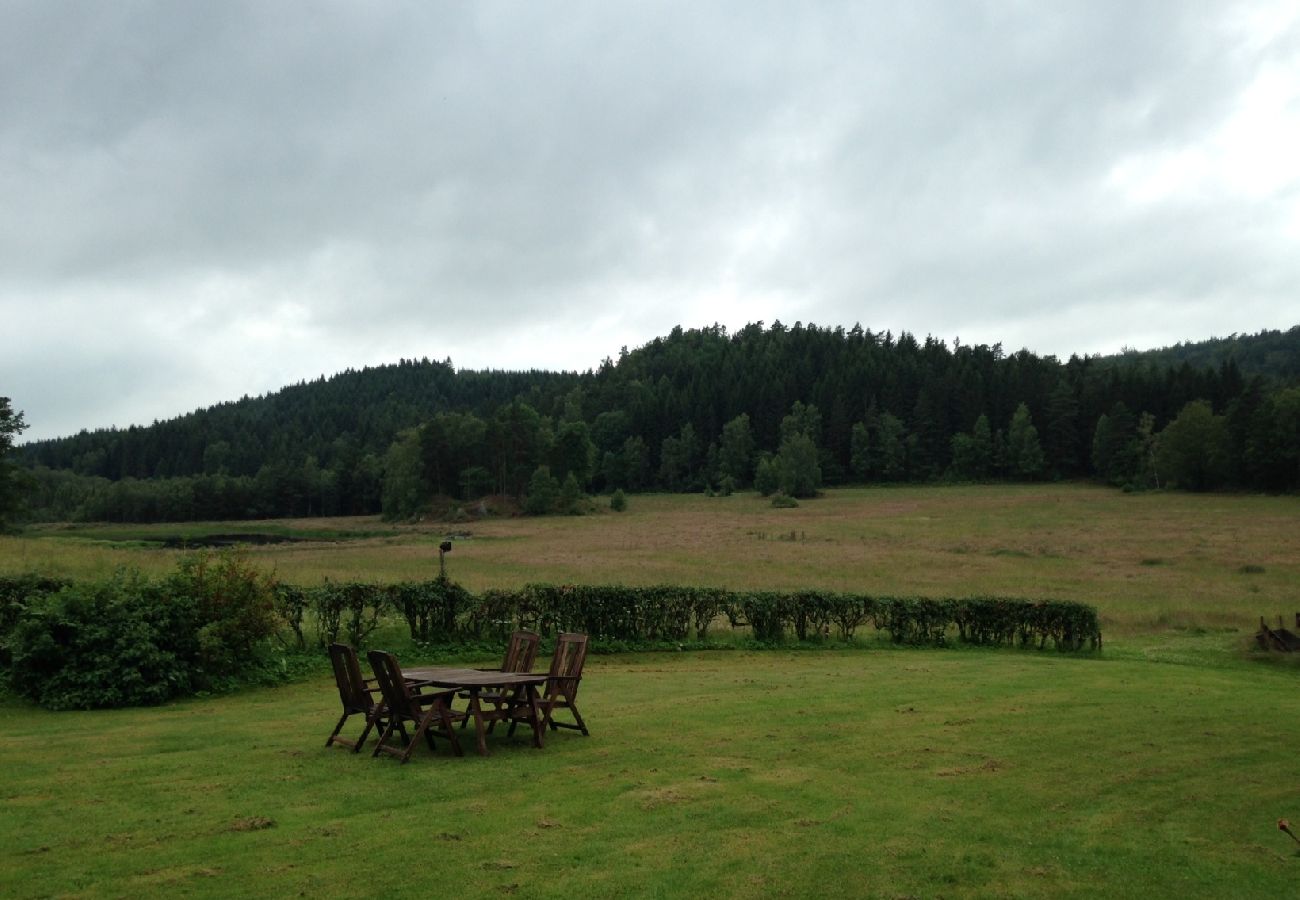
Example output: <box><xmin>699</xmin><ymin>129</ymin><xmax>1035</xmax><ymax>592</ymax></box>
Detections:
<box><xmin>526</xmin><ymin>683</ymin><xmax>544</xmax><ymax>749</ymax></box>
<box><xmin>467</xmin><ymin>689</ymin><xmax>490</xmax><ymax>756</ymax></box>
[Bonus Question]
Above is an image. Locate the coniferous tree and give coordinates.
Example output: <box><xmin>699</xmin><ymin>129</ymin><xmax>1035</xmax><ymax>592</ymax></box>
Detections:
<box><xmin>559</xmin><ymin>471</ymin><xmax>582</xmax><ymax>513</ymax></box>
<box><xmin>550</xmin><ymin>420</ymin><xmax>595</xmax><ymax>487</ymax></box>
<box><xmin>849</xmin><ymin>422</ymin><xmax>871</xmax><ymax>481</ymax></box>
<box><xmin>1044</xmin><ymin>380</ymin><xmax>1081</xmax><ymax>478</ymax></box>
<box><xmin>874</xmin><ymin>412</ymin><xmax>908</xmax><ymax>481</ymax></box>
<box><xmin>621</xmin><ymin>436</ymin><xmax>650</xmax><ymax>492</ymax></box>
<box><xmin>524</xmin><ymin>465</ymin><xmax>560</xmax><ymax>515</ymax></box>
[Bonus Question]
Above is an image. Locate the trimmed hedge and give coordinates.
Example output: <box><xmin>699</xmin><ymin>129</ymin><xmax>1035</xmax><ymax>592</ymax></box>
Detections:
<box><xmin>3</xmin><ymin>568</ymin><xmax>1102</xmax><ymax>710</ymax></box>
<box><xmin>266</xmin><ymin>580</ymin><xmax>1102</xmax><ymax>652</ymax></box>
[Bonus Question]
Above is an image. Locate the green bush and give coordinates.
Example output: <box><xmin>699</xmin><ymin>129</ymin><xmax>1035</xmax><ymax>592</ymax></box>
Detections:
<box><xmin>1</xmin><ymin>574</ymin><xmax>71</xmax><ymax>667</ymax></box>
<box><xmin>770</xmin><ymin>492</ymin><xmax>799</xmax><ymax>508</ymax></box>
<box><xmin>5</xmin><ymin>552</ymin><xmax>291</xmax><ymax>710</ymax></box>
<box><xmin>610</xmin><ymin>489</ymin><xmax>627</xmax><ymax>512</ymax></box>
<box><xmin>7</xmin><ymin>570</ymin><xmax>198</xmax><ymax>709</ymax></box>
<box><xmin>168</xmin><ymin>551</ymin><xmax>280</xmax><ymax>672</ymax></box>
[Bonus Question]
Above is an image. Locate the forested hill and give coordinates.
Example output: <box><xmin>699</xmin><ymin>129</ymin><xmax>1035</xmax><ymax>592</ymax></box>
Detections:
<box><xmin>21</xmin><ymin>360</ymin><xmax>580</xmax><ymax>499</ymax></box>
<box><xmin>16</xmin><ymin>321</ymin><xmax>1300</xmax><ymax>521</ymax></box>
<box><xmin>1096</xmin><ymin>326</ymin><xmax>1300</xmax><ymax>381</ymax></box>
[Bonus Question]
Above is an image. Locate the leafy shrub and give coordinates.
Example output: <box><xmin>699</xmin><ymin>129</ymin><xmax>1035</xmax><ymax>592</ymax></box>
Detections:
<box><xmin>7</xmin><ymin>570</ymin><xmax>198</xmax><ymax>709</ymax></box>
<box><xmin>1</xmin><ymin>574</ymin><xmax>71</xmax><ymax>667</ymax></box>
<box><xmin>610</xmin><ymin>489</ymin><xmax>627</xmax><ymax>512</ymax></box>
<box><xmin>167</xmin><ymin>551</ymin><xmax>280</xmax><ymax>672</ymax></box>
<box><xmin>770</xmin><ymin>493</ymin><xmax>799</xmax><ymax>508</ymax></box>
<box><xmin>5</xmin><ymin>552</ymin><xmax>293</xmax><ymax>710</ymax></box>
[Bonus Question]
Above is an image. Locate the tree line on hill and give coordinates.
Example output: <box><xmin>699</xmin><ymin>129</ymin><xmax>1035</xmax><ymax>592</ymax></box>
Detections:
<box><xmin>10</xmin><ymin>322</ymin><xmax>1300</xmax><ymax>524</ymax></box>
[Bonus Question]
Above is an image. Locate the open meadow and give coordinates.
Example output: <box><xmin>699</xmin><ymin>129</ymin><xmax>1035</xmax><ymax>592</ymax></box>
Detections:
<box><xmin>7</xmin><ymin>483</ymin><xmax>1298</xmax><ymax>637</ymax></box>
<box><xmin>2</xmin><ymin>483</ymin><xmax>1299</xmax><ymax>897</ymax></box>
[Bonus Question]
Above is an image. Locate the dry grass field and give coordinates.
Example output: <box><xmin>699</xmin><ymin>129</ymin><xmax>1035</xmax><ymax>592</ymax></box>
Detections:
<box><xmin>5</xmin><ymin>483</ymin><xmax>1298</xmax><ymax>639</ymax></box>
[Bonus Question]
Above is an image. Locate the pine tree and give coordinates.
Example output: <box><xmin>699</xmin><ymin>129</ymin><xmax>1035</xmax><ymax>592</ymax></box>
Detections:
<box><xmin>849</xmin><ymin>422</ymin><xmax>871</xmax><ymax>481</ymax></box>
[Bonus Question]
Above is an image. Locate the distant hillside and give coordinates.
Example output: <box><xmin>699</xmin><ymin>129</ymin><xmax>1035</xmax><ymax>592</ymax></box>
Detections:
<box><xmin>1097</xmin><ymin>326</ymin><xmax>1300</xmax><ymax>381</ymax></box>
<box><xmin>20</xmin><ymin>360</ymin><xmax>581</xmax><ymax>512</ymax></box>
<box><xmin>17</xmin><ymin>320</ymin><xmax>1300</xmax><ymax>522</ymax></box>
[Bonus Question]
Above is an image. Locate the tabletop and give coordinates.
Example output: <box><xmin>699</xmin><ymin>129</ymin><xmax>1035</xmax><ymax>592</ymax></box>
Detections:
<box><xmin>404</xmin><ymin>666</ymin><xmax>549</xmax><ymax>688</ymax></box>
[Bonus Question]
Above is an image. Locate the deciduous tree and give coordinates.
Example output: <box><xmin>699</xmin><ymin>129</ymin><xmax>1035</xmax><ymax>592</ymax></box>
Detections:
<box><xmin>1</xmin><ymin>397</ymin><xmax>28</xmax><ymax>529</ymax></box>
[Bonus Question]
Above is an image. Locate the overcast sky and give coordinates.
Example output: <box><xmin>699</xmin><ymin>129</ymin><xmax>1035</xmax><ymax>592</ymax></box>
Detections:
<box><xmin>3</xmin><ymin>2</ymin><xmax>1298</xmax><ymax>442</ymax></box>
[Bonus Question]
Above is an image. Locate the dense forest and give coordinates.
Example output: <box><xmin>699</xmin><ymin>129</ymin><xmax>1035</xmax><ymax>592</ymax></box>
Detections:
<box><xmin>14</xmin><ymin>322</ymin><xmax>1300</xmax><ymax>523</ymax></box>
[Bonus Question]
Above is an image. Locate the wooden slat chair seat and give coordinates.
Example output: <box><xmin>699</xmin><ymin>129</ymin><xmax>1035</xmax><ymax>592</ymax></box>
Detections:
<box><xmin>462</xmin><ymin>630</ymin><xmax>540</xmax><ymax>733</ymax></box>
<box><xmin>513</xmin><ymin>632</ymin><xmax>590</xmax><ymax>737</ymax></box>
<box><xmin>367</xmin><ymin>650</ymin><xmax>465</xmax><ymax>763</ymax></box>
<box><xmin>325</xmin><ymin>642</ymin><xmax>385</xmax><ymax>752</ymax></box>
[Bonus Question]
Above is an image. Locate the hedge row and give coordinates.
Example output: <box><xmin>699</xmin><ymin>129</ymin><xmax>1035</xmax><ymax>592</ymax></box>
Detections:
<box><xmin>272</xmin><ymin>580</ymin><xmax>1102</xmax><ymax>652</ymax></box>
<box><xmin>510</xmin><ymin>585</ymin><xmax>1100</xmax><ymax>651</ymax></box>
<box><xmin>2</xmin><ymin>568</ymin><xmax>1101</xmax><ymax>710</ymax></box>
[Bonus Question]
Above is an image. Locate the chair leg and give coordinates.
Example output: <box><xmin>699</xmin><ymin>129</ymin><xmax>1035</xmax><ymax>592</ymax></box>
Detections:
<box><xmin>326</xmin><ymin>712</ymin><xmax>349</xmax><ymax>747</ymax></box>
<box><xmin>351</xmin><ymin>708</ymin><xmax>384</xmax><ymax>753</ymax></box>
<box><xmin>570</xmin><ymin>703</ymin><xmax>589</xmax><ymax>736</ymax></box>
<box><xmin>371</xmin><ymin>718</ymin><xmax>399</xmax><ymax>758</ymax></box>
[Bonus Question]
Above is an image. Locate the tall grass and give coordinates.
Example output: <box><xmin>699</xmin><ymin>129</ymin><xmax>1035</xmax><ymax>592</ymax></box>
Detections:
<box><xmin>6</xmin><ymin>484</ymin><xmax>1298</xmax><ymax>637</ymax></box>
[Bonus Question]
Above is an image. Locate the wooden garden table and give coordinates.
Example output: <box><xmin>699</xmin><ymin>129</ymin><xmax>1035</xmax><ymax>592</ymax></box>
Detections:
<box><xmin>404</xmin><ymin>667</ymin><xmax>548</xmax><ymax>757</ymax></box>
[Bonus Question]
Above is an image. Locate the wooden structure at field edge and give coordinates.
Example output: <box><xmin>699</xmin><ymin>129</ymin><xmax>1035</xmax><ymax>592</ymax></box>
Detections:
<box><xmin>1255</xmin><ymin>615</ymin><xmax>1300</xmax><ymax>652</ymax></box>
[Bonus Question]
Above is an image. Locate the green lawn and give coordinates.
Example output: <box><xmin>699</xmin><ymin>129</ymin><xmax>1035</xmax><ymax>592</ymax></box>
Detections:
<box><xmin>2</xmin><ymin>648</ymin><xmax>1298</xmax><ymax>898</ymax></box>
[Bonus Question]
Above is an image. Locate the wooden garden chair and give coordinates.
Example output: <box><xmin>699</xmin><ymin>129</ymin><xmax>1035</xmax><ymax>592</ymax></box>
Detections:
<box><xmin>366</xmin><ymin>650</ymin><xmax>464</xmax><ymax>762</ymax></box>
<box><xmin>497</xmin><ymin>629</ymin><xmax>541</xmax><ymax>674</ymax></box>
<box><xmin>325</xmin><ymin>643</ymin><xmax>384</xmax><ymax>752</ymax></box>
<box><xmin>464</xmin><ymin>630</ymin><xmax>541</xmax><ymax>732</ymax></box>
<box><xmin>514</xmin><ymin>632</ymin><xmax>590</xmax><ymax>737</ymax></box>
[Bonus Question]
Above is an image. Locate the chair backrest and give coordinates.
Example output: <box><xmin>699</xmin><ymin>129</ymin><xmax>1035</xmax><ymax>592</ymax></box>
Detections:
<box><xmin>329</xmin><ymin>643</ymin><xmax>371</xmax><ymax>713</ymax></box>
<box><xmin>546</xmin><ymin>632</ymin><xmax>588</xmax><ymax>696</ymax></box>
<box><xmin>502</xmin><ymin>630</ymin><xmax>541</xmax><ymax>673</ymax></box>
<box><xmin>367</xmin><ymin>649</ymin><xmax>415</xmax><ymax>718</ymax></box>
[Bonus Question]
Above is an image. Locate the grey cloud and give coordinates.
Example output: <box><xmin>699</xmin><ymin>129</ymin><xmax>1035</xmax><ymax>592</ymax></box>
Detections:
<box><xmin>2</xmin><ymin>1</ymin><xmax>1298</xmax><ymax>440</ymax></box>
